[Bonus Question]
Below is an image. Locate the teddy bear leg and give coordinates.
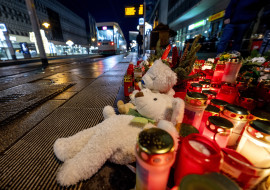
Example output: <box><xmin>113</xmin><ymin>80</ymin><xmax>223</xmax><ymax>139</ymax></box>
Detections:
<box><xmin>53</xmin><ymin>127</ymin><xmax>97</xmax><ymax>162</ymax></box>
<box><xmin>56</xmin><ymin>132</ymin><xmax>116</xmax><ymax>186</ymax></box>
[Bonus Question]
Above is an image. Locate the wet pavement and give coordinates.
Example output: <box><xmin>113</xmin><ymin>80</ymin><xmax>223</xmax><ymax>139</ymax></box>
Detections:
<box><xmin>0</xmin><ymin>53</ymin><xmax>137</xmax><ymax>190</ymax></box>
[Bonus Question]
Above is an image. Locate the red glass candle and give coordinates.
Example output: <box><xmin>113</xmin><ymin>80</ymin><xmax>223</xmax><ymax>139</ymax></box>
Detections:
<box><xmin>189</xmin><ymin>83</ymin><xmax>202</xmax><ymax>93</ymax></box>
<box><xmin>199</xmin><ymin>105</ymin><xmax>220</xmax><ymax>134</ymax></box>
<box><xmin>210</xmin><ymin>98</ymin><xmax>229</xmax><ymax>112</ymax></box>
<box><xmin>199</xmin><ymin>81</ymin><xmax>210</xmax><ymax>91</ymax></box>
<box><xmin>203</xmin><ymin>116</ymin><xmax>233</xmax><ymax>148</ymax></box>
<box><xmin>220</xmin><ymin>104</ymin><xmax>249</xmax><ymax>148</ymax></box>
<box><xmin>127</xmin><ymin>62</ymin><xmax>134</xmax><ymax>76</ymax></box>
<box><xmin>135</xmin><ymin>128</ymin><xmax>175</xmax><ymax>190</ymax></box>
<box><xmin>210</xmin><ymin>82</ymin><xmax>221</xmax><ymax>93</ymax></box>
<box><xmin>221</xmin><ymin>59</ymin><xmax>242</xmax><ymax>84</ymax></box>
<box><xmin>216</xmin><ymin>83</ymin><xmax>238</xmax><ymax>104</ymax></box>
<box><xmin>198</xmin><ymin>74</ymin><xmax>206</xmax><ymax>82</ymax></box>
<box><xmin>202</xmin><ymin>90</ymin><xmax>217</xmax><ymax>104</ymax></box>
<box><xmin>124</xmin><ymin>75</ymin><xmax>134</xmax><ymax>96</ymax></box>
<box><xmin>236</xmin><ymin>80</ymin><xmax>248</xmax><ymax>91</ymax></box>
<box><xmin>212</xmin><ymin>62</ymin><xmax>226</xmax><ymax>84</ymax></box>
<box><xmin>182</xmin><ymin>92</ymin><xmax>208</xmax><ymax>130</ymax></box>
<box><xmin>237</xmin><ymin>96</ymin><xmax>255</xmax><ymax>111</ymax></box>
<box><xmin>220</xmin><ymin>148</ymin><xmax>259</xmax><ymax>189</ymax></box>
<box><xmin>174</xmin><ymin>134</ymin><xmax>222</xmax><ymax>186</ymax></box>
<box><xmin>248</xmin><ymin>109</ymin><xmax>270</xmax><ymax>122</ymax></box>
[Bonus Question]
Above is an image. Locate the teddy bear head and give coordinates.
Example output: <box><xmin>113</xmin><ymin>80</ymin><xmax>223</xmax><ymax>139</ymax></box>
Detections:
<box><xmin>134</xmin><ymin>88</ymin><xmax>185</xmax><ymax>125</ymax></box>
<box><xmin>141</xmin><ymin>59</ymin><xmax>177</xmax><ymax>94</ymax></box>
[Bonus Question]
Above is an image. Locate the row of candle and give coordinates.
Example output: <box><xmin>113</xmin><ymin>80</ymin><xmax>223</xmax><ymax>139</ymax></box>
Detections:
<box><xmin>135</xmin><ymin>121</ymin><xmax>270</xmax><ymax>190</ymax></box>
<box><xmin>134</xmin><ymin>57</ymin><xmax>269</xmax><ymax>189</ymax></box>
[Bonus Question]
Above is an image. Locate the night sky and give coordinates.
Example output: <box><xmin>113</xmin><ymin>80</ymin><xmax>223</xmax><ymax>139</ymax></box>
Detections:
<box><xmin>57</xmin><ymin>0</ymin><xmax>144</xmax><ymax>43</ymax></box>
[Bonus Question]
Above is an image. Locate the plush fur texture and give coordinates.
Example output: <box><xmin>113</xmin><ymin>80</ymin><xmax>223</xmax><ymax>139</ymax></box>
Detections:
<box><xmin>117</xmin><ymin>100</ymin><xmax>135</xmax><ymax>114</ymax></box>
<box><xmin>53</xmin><ymin>89</ymin><xmax>184</xmax><ymax>186</ymax></box>
<box><xmin>141</xmin><ymin>59</ymin><xmax>177</xmax><ymax>96</ymax></box>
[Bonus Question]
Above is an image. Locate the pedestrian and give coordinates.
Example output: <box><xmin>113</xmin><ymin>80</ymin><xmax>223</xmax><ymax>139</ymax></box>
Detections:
<box><xmin>217</xmin><ymin>0</ymin><xmax>267</xmax><ymax>54</ymax></box>
<box><xmin>136</xmin><ymin>31</ymin><xmax>143</xmax><ymax>56</ymax></box>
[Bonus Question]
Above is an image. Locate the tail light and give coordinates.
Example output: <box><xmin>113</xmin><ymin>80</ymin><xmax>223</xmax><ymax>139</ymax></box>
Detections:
<box><xmin>110</xmin><ymin>42</ymin><xmax>114</xmax><ymax>46</ymax></box>
<box><xmin>98</xmin><ymin>42</ymin><xmax>101</xmax><ymax>46</ymax></box>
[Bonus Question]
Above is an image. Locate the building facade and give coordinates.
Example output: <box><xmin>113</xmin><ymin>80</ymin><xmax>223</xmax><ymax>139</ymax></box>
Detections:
<box><xmin>0</xmin><ymin>0</ymin><xmax>93</xmax><ymax>60</ymax></box>
<box><xmin>147</xmin><ymin>0</ymin><xmax>270</xmax><ymax>52</ymax></box>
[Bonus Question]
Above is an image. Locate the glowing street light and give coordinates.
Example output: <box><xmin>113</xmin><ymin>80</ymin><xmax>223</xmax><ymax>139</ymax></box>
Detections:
<box><xmin>91</xmin><ymin>38</ymin><xmax>96</xmax><ymax>42</ymax></box>
<box><xmin>66</xmin><ymin>40</ymin><xmax>74</xmax><ymax>46</ymax></box>
<box><xmin>42</xmin><ymin>22</ymin><xmax>50</xmax><ymax>29</ymax></box>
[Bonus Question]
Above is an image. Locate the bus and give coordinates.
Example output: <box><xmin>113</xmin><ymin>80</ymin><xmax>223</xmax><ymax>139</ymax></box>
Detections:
<box><xmin>96</xmin><ymin>22</ymin><xmax>127</xmax><ymax>55</ymax></box>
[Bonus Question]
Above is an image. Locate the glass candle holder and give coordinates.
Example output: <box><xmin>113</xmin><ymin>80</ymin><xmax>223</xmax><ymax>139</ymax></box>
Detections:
<box><xmin>174</xmin><ymin>134</ymin><xmax>222</xmax><ymax>186</ymax></box>
<box><xmin>199</xmin><ymin>105</ymin><xmax>220</xmax><ymax>134</ymax></box>
<box><xmin>210</xmin><ymin>83</ymin><xmax>221</xmax><ymax>93</ymax></box>
<box><xmin>178</xmin><ymin>173</ymin><xmax>239</xmax><ymax>190</ymax></box>
<box><xmin>210</xmin><ymin>98</ymin><xmax>229</xmax><ymax>112</ymax></box>
<box><xmin>236</xmin><ymin>80</ymin><xmax>248</xmax><ymax>91</ymax></box>
<box><xmin>199</xmin><ymin>81</ymin><xmax>210</xmax><ymax>91</ymax></box>
<box><xmin>202</xmin><ymin>90</ymin><xmax>217</xmax><ymax>104</ymax></box>
<box><xmin>220</xmin><ymin>104</ymin><xmax>249</xmax><ymax>148</ymax></box>
<box><xmin>124</xmin><ymin>75</ymin><xmax>134</xmax><ymax>96</ymax></box>
<box><xmin>248</xmin><ymin>109</ymin><xmax>270</xmax><ymax>121</ymax></box>
<box><xmin>236</xmin><ymin>120</ymin><xmax>270</xmax><ymax>188</ymax></box>
<box><xmin>198</xmin><ymin>74</ymin><xmax>206</xmax><ymax>82</ymax></box>
<box><xmin>221</xmin><ymin>148</ymin><xmax>270</xmax><ymax>189</ymax></box>
<box><xmin>203</xmin><ymin>69</ymin><xmax>214</xmax><ymax>80</ymax></box>
<box><xmin>236</xmin><ymin>120</ymin><xmax>270</xmax><ymax>167</ymax></box>
<box><xmin>212</xmin><ymin>62</ymin><xmax>226</xmax><ymax>84</ymax></box>
<box><xmin>182</xmin><ymin>92</ymin><xmax>208</xmax><ymax>130</ymax></box>
<box><xmin>216</xmin><ymin>83</ymin><xmax>239</xmax><ymax>104</ymax></box>
<box><xmin>221</xmin><ymin>60</ymin><xmax>242</xmax><ymax>84</ymax></box>
<box><xmin>203</xmin><ymin>116</ymin><xmax>233</xmax><ymax>148</ymax></box>
<box><xmin>189</xmin><ymin>83</ymin><xmax>202</xmax><ymax>93</ymax></box>
<box><xmin>135</xmin><ymin>128</ymin><xmax>175</xmax><ymax>190</ymax></box>
<box><xmin>237</xmin><ymin>96</ymin><xmax>256</xmax><ymax>111</ymax></box>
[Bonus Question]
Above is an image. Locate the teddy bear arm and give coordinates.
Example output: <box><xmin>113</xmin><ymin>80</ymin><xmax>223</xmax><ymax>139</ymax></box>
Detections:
<box><xmin>53</xmin><ymin>126</ymin><xmax>97</xmax><ymax>162</ymax></box>
<box><xmin>56</xmin><ymin>132</ymin><xmax>118</xmax><ymax>186</ymax></box>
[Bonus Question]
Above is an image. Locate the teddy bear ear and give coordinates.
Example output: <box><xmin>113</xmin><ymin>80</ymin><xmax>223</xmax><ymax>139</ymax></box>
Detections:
<box><xmin>171</xmin><ymin>98</ymin><xmax>185</xmax><ymax>125</ymax></box>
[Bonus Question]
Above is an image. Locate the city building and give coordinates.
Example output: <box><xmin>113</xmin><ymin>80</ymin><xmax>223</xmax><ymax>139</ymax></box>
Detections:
<box><xmin>146</xmin><ymin>0</ymin><xmax>270</xmax><ymax>52</ymax></box>
<box><xmin>0</xmin><ymin>0</ymin><xmax>95</xmax><ymax>60</ymax></box>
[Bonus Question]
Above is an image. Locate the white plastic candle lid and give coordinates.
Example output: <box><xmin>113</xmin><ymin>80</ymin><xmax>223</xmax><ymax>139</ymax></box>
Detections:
<box><xmin>189</xmin><ymin>140</ymin><xmax>211</xmax><ymax>156</ymax></box>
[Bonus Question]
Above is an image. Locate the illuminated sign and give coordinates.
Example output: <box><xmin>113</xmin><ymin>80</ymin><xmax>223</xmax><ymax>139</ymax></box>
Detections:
<box><xmin>102</xmin><ymin>26</ymin><xmax>107</xmax><ymax>30</ymax></box>
<box><xmin>125</xmin><ymin>4</ymin><xmax>143</xmax><ymax>16</ymax></box>
<box><xmin>138</xmin><ymin>4</ymin><xmax>143</xmax><ymax>15</ymax></box>
<box><xmin>0</xmin><ymin>23</ymin><xmax>7</xmax><ymax>32</ymax></box>
<box><xmin>125</xmin><ymin>7</ymin><xmax>136</xmax><ymax>16</ymax></box>
<box><xmin>139</xmin><ymin>18</ymin><xmax>144</xmax><ymax>25</ymax></box>
<box><xmin>188</xmin><ymin>20</ymin><xmax>206</xmax><ymax>30</ymax></box>
<box><xmin>208</xmin><ymin>10</ymin><xmax>225</xmax><ymax>22</ymax></box>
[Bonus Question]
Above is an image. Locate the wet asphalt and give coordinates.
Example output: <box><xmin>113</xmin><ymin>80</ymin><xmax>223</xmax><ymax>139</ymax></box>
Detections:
<box><xmin>0</xmin><ymin>53</ymin><xmax>137</xmax><ymax>190</ymax></box>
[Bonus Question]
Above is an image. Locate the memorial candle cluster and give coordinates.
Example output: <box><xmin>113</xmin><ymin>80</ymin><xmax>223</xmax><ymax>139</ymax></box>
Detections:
<box><xmin>134</xmin><ymin>51</ymin><xmax>270</xmax><ymax>189</ymax></box>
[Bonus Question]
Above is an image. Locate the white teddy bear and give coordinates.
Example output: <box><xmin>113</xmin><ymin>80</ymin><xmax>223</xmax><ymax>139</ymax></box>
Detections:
<box><xmin>141</xmin><ymin>59</ymin><xmax>177</xmax><ymax>96</ymax></box>
<box><xmin>53</xmin><ymin>88</ymin><xmax>185</xmax><ymax>186</ymax></box>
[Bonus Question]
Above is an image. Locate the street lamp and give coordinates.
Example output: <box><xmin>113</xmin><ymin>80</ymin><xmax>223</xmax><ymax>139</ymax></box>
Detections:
<box><xmin>42</xmin><ymin>22</ymin><xmax>50</xmax><ymax>29</ymax></box>
<box><xmin>42</xmin><ymin>22</ymin><xmax>52</xmax><ymax>56</ymax></box>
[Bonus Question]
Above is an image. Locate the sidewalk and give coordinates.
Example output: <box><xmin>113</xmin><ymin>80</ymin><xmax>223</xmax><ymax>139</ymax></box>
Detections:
<box><xmin>0</xmin><ymin>53</ymin><xmax>137</xmax><ymax>189</ymax></box>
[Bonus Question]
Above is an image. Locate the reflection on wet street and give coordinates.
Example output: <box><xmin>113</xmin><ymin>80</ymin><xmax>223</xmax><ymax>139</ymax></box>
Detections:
<box><xmin>0</xmin><ymin>53</ymin><xmax>137</xmax><ymax>190</ymax></box>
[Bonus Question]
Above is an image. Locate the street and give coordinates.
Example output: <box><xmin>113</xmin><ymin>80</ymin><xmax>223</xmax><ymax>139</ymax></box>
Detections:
<box><xmin>0</xmin><ymin>53</ymin><xmax>137</xmax><ymax>190</ymax></box>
